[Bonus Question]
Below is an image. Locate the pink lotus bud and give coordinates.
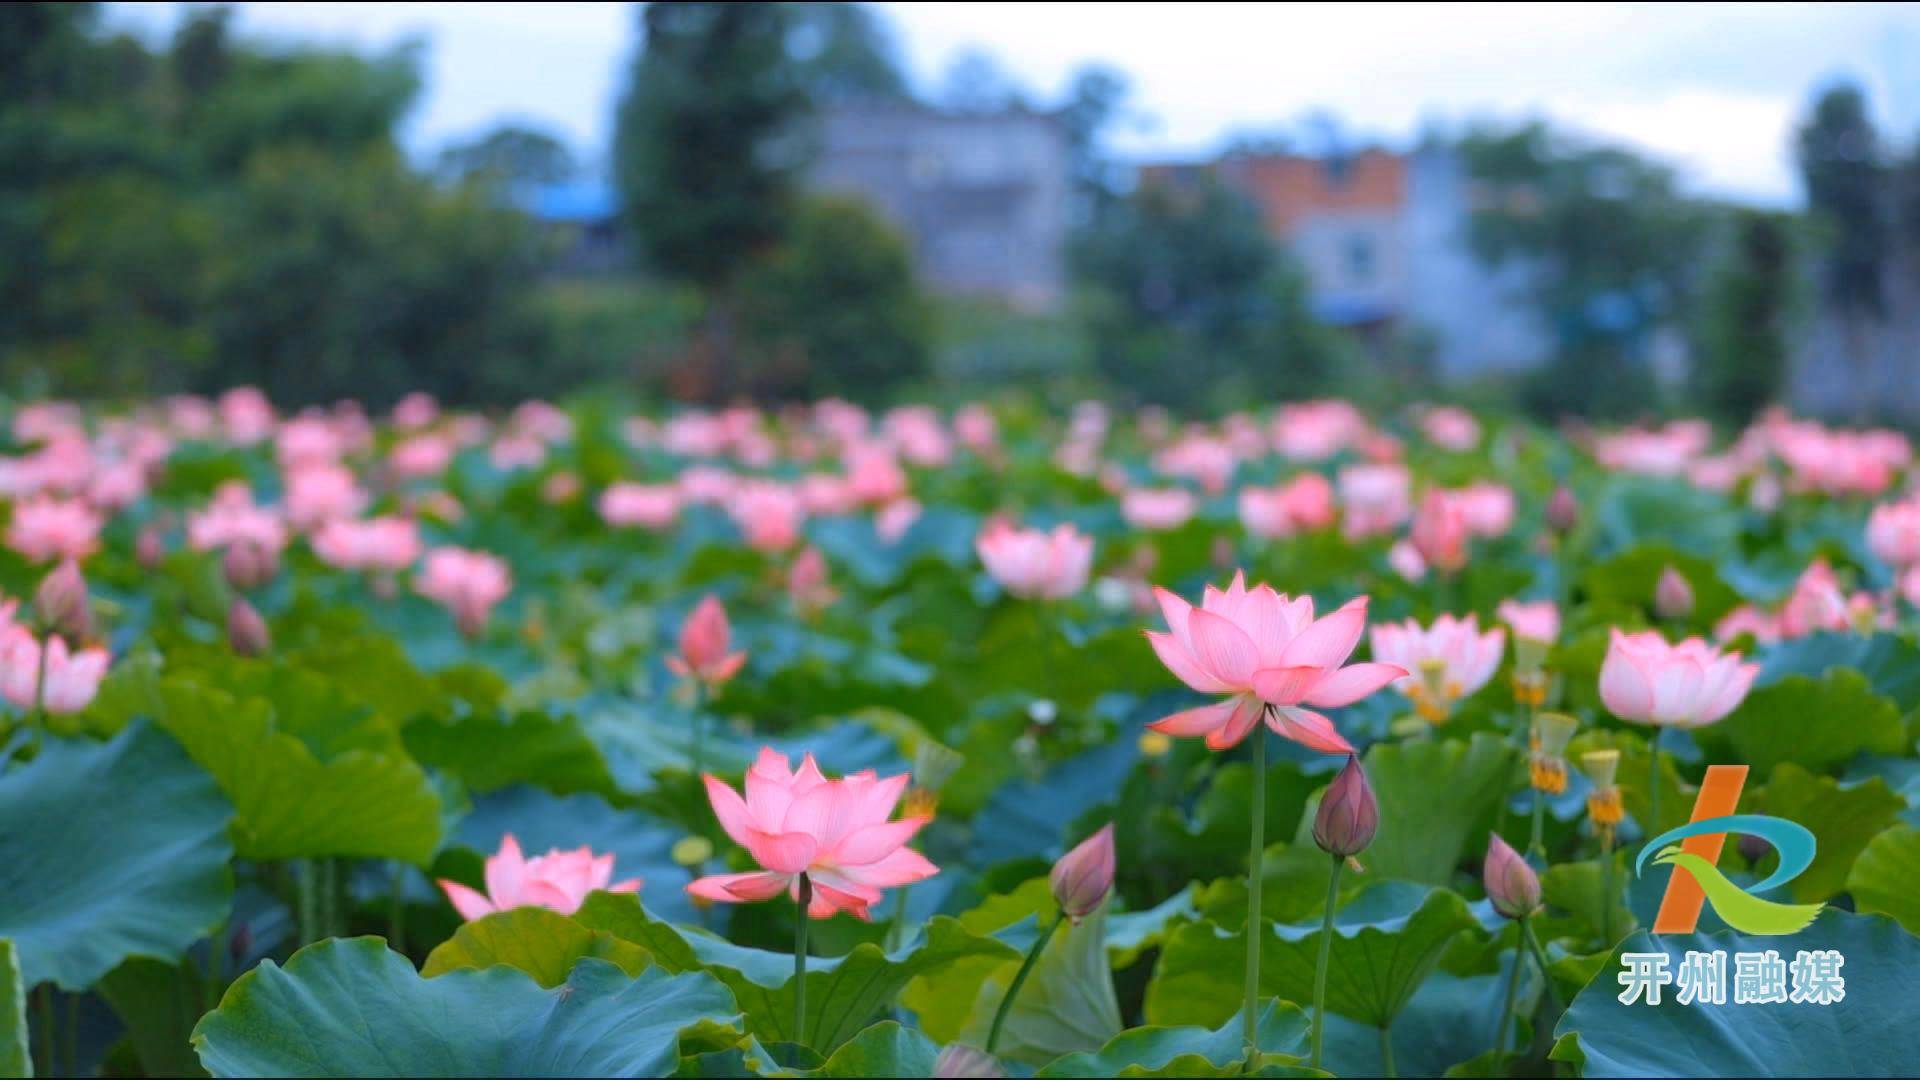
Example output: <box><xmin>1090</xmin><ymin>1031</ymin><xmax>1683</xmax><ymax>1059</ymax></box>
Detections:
<box><xmin>223</xmin><ymin>538</ymin><xmax>278</xmax><ymax>591</ymax></box>
<box><xmin>1483</xmin><ymin>833</ymin><xmax>1541</xmax><ymax>919</ymax></box>
<box><xmin>933</xmin><ymin>1044</ymin><xmax>1006</xmax><ymax>1079</ymax></box>
<box><xmin>1654</xmin><ymin>566</ymin><xmax>1694</xmax><ymax>619</ymax></box>
<box><xmin>228</xmin><ymin>597</ymin><xmax>271</xmax><ymax>657</ymax></box>
<box><xmin>136</xmin><ymin>525</ymin><xmax>166</xmax><ymax>569</ymax></box>
<box><xmin>1545</xmin><ymin>485</ymin><xmax>1579</xmax><ymax>534</ymax></box>
<box><xmin>1050</xmin><ymin>823</ymin><xmax>1115</xmax><ymax>921</ymax></box>
<box><xmin>1313</xmin><ymin>756</ymin><xmax>1378</xmax><ymax>858</ymax></box>
<box><xmin>668</xmin><ymin>594</ymin><xmax>747</xmax><ymax>688</ymax></box>
<box><xmin>34</xmin><ymin>558</ymin><xmax>93</xmax><ymax>641</ymax></box>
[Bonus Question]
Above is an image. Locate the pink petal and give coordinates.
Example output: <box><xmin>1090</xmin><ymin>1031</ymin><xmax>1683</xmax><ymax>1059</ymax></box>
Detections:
<box><xmin>1203</xmin><ymin>696</ymin><xmax>1266</xmax><ymax>750</ymax></box>
<box><xmin>745</xmin><ymin>828</ymin><xmax>819</xmax><ymax>874</ymax></box>
<box><xmin>830</xmin><ymin>816</ymin><xmax>927</xmax><ymax>866</ymax></box>
<box><xmin>1147</xmin><ymin>630</ymin><xmax>1231</xmax><ymax>693</ymax></box>
<box><xmin>1238</xmin><ymin>586</ymin><xmax>1297</xmax><ymax>667</ymax></box>
<box><xmin>485</xmin><ymin>834</ymin><xmax>527</xmax><ymax>909</ymax></box>
<box><xmin>688</xmin><ymin>871</ymin><xmax>790</xmax><ymax>903</ymax></box>
<box><xmin>1147</xmin><ymin>699</ymin><xmax>1238</xmax><ymax>737</ymax></box>
<box><xmin>608</xmin><ymin>878</ymin><xmax>642</xmax><ymax>894</ymax></box>
<box><xmin>438</xmin><ymin>879</ymin><xmax>495</xmax><ymax>921</ymax></box>
<box><xmin>522</xmin><ymin>878</ymin><xmax>579</xmax><ymax>914</ymax></box>
<box><xmin>808</xmin><ymin>878</ymin><xmax>874</xmax><ymax>920</ymax></box>
<box><xmin>1303</xmin><ymin>662</ymin><xmax>1406</xmax><ymax>708</ymax></box>
<box><xmin>703</xmin><ymin>776</ymin><xmax>756</xmax><ymax>847</ymax></box>
<box><xmin>1251</xmin><ymin>665</ymin><xmax>1323</xmax><ymax>706</ymax></box>
<box><xmin>1153</xmin><ymin>587</ymin><xmax>1195</xmax><ymax>649</ymax></box>
<box><xmin>1187</xmin><ymin>608</ymin><xmax>1261</xmax><ymax>688</ymax></box>
<box><xmin>1277</xmin><ymin>597</ymin><xmax>1368</xmax><ymax>669</ymax></box>
<box><xmin>836</xmin><ymin>846</ymin><xmax>939</xmax><ymax>889</ymax></box>
<box><xmin>1267</xmin><ymin>706</ymin><xmax>1354</xmax><ymax>754</ymax></box>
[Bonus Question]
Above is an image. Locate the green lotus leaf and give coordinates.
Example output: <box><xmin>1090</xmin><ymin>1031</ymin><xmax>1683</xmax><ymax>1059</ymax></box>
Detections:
<box><xmin>421</xmin><ymin>905</ymin><xmax>651</xmax><ymax>987</ymax></box>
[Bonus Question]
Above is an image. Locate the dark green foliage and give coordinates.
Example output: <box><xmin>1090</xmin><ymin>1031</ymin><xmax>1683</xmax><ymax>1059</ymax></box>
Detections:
<box><xmin>1796</xmin><ymin>82</ymin><xmax>1886</xmax><ymax>320</ymax></box>
<box><xmin>1693</xmin><ymin>210</ymin><xmax>1796</xmax><ymax>423</ymax></box>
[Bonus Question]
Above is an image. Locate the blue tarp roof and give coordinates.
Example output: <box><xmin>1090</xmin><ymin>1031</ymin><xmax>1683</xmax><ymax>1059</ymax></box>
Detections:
<box><xmin>515</xmin><ymin>181</ymin><xmax>618</xmax><ymax>224</ymax></box>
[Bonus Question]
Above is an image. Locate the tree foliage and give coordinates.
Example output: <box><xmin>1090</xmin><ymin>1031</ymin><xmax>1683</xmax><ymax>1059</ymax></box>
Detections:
<box><xmin>1693</xmin><ymin>210</ymin><xmax>1797</xmax><ymax>424</ymax></box>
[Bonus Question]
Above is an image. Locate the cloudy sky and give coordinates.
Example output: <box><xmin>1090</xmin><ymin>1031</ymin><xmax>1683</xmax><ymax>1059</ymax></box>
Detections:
<box><xmin>109</xmin><ymin>2</ymin><xmax>1920</xmax><ymax>205</ymax></box>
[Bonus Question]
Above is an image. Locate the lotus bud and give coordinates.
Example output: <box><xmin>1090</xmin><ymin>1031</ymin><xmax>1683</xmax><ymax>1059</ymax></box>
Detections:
<box><xmin>34</xmin><ymin>558</ymin><xmax>93</xmax><ymax>641</ymax></box>
<box><xmin>1545</xmin><ymin>485</ymin><xmax>1579</xmax><ymax>534</ymax></box>
<box><xmin>934</xmin><ymin>1043</ymin><xmax>1006</xmax><ymax>1079</ymax></box>
<box><xmin>1313</xmin><ymin>755</ymin><xmax>1378</xmax><ymax>858</ymax></box>
<box><xmin>1050</xmin><ymin>823</ymin><xmax>1115</xmax><ymax>922</ymax></box>
<box><xmin>227</xmin><ymin>597</ymin><xmax>271</xmax><ymax>657</ymax></box>
<box><xmin>223</xmin><ymin>539</ymin><xmax>278</xmax><ymax>592</ymax></box>
<box><xmin>1483</xmin><ymin>833</ymin><xmax>1541</xmax><ymax>919</ymax></box>
<box><xmin>1654</xmin><ymin>566</ymin><xmax>1694</xmax><ymax>619</ymax></box>
<box><xmin>136</xmin><ymin>524</ymin><xmax>166</xmax><ymax>569</ymax></box>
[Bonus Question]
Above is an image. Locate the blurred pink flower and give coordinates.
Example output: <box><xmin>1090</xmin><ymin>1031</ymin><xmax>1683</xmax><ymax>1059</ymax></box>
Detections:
<box><xmin>787</xmin><ymin>546</ymin><xmax>837</xmax><ymax>614</ymax></box>
<box><xmin>976</xmin><ymin>520</ymin><xmax>1093</xmax><ymax>599</ymax></box>
<box><xmin>1272</xmin><ymin>400</ymin><xmax>1366</xmax><ymax>461</ymax></box>
<box><xmin>1497</xmin><ymin>599</ymin><xmax>1560</xmax><ymax>644</ymax></box>
<box><xmin>1714</xmin><ymin>604</ymin><xmax>1781</xmax><ymax>645</ymax></box>
<box><xmin>1121</xmin><ymin>487</ymin><xmax>1197</xmax><ymax>531</ymax></box>
<box><xmin>1238</xmin><ymin>473</ymin><xmax>1334</xmax><ymax>539</ymax></box>
<box><xmin>0</xmin><ymin>629</ymin><xmax>109</xmax><ymax>713</ymax></box>
<box><xmin>392</xmin><ymin>392</ymin><xmax>439</xmax><ymax>430</ymax></box>
<box><xmin>312</xmin><ymin>516</ymin><xmax>422</xmax><ymax>573</ymax></box>
<box><xmin>1409</xmin><ymin>491</ymin><xmax>1469</xmax><ymax>574</ymax></box>
<box><xmin>1144</xmin><ymin>572</ymin><xmax>1401</xmax><ymax>753</ymax></box>
<box><xmin>688</xmin><ymin>748</ymin><xmax>938</xmax><ymax>919</ymax></box>
<box><xmin>1419</xmin><ymin>406</ymin><xmax>1481</xmax><ymax>451</ymax></box>
<box><xmin>414</xmin><ymin>546</ymin><xmax>511</xmax><ymax>637</ymax></box>
<box><xmin>875</xmin><ymin>497</ymin><xmax>921</xmax><ymax>544</ymax></box>
<box><xmin>390</xmin><ymin>433</ymin><xmax>454</xmax><ymax>480</ymax></box>
<box><xmin>276</xmin><ymin>415</ymin><xmax>346</xmax><ymax>469</ymax></box>
<box><xmin>1337</xmin><ymin>464</ymin><xmax>1411</xmax><ymax>540</ymax></box>
<box><xmin>187</xmin><ymin>483</ymin><xmax>287</xmax><ymax>555</ymax></box>
<box><xmin>954</xmin><ymin>404</ymin><xmax>999</xmax><ymax>455</ymax></box>
<box><xmin>728</xmin><ymin>482</ymin><xmax>805</xmax><ymax>552</ymax></box>
<box><xmin>6</xmin><ymin>497</ymin><xmax>104</xmax><ymax>563</ymax></box>
<box><xmin>1370</xmin><ymin>614</ymin><xmax>1506</xmax><ymax>721</ymax></box>
<box><xmin>1599</xmin><ymin>629</ymin><xmax>1756</xmax><ymax>728</ymax></box>
<box><xmin>1867</xmin><ymin>499</ymin><xmax>1920</xmax><ymax>568</ymax></box>
<box><xmin>489</xmin><ymin>432</ymin><xmax>546</xmax><ymax>471</ymax></box>
<box><xmin>437</xmin><ymin>833</ymin><xmax>639</xmax><ymax>921</ymax></box>
<box><xmin>283</xmin><ymin>462</ymin><xmax>366</xmax><ymax>531</ymax></box>
<box><xmin>599</xmin><ymin>483</ymin><xmax>682</xmax><ymax>530</ymax></box>
<box><xmin>668</xmin><ymin>594</ymin><xmax>747</xmax><ymax>689</ymax></box>
<box><xmin>1154</xmin><ymin>434</ymin><xmax>1237</xmax><ymax>493</ymax></box>
<box><xmin>1778</xmin><ymin>559</ymin><xmax>1848</xmax><ymax>638</ymax></box>
<box><xmin>219</xmin><ymin>387</ymin><xmax>275</xmax><ymax>445</ymax></box>
<box><xmin>1387</xmin><ymin>539</ymin><xmax>1426</xmax><ymax>582</ymax></box>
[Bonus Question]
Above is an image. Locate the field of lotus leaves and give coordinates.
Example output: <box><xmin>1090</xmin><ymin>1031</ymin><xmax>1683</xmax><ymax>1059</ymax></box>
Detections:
<box><xmin>5</xmin><ymin>391</ymin><xmax>1920</xmax><ymax>1078</ymax></box>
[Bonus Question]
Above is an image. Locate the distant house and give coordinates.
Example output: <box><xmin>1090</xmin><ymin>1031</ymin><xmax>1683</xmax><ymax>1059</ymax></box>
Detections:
<box><xmin>1142</xmin><ymin>146</ymin><xmax>1551</xmax><ymax>379</ymax></box>
<box><xmin>808</xmin><ymin>101</ymin><xmax>1071</xmax><ymax>313</ymax></box>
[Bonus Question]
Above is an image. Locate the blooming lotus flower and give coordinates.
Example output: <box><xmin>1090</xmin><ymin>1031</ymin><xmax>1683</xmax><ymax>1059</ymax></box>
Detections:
<box><xmin>413</xmin><ymin>546</ymin><xmax>511</xmax><ymax>638</ymax></box>
<box><xmin>1369</xmin><ymin>614</ymin><xmax>1505</xmax><ymax>723</ymax></box>
<box><xmin>1867</xmin><ymin>499</ymin><xmax>1920</xmax><ymax>568</ymax></box>
<box><xmin>1483</xmin><ymin>833</ymin><xmax>1541</xmax><ymax>919</ymax></box>
<box><xmin>728</xmin><ymin>482</ymin><xmax>805</xmax><ymax>552</ymax></box>
<box><xmin>688</xmin><ymin>748</ymin><xmax>938</xmax><ymax>919</ymax></box>
<box><xmin>599</xmin><ymin>482</ymin><xmax>682</xmax><ymax>530</ymax></box>
<box><xmin>438</xmin><ymin>833</ymin><xmax>639</xmax><ymax>921</ymax></box>
<box><xmin>390</xmin><ymin>433</ymin><xmax>454</xmax><ymax>479</ymax></box>
<box><xmin>1497</xmin><ymin>600</ymin><xmax>1559</xmax><ymax>645</ymax></box>
<box><xmin>976</xmin><ymin>520</ymin><xmax>1093</xmax><ymax>599</ymax></box>
<box><xmin>6</xmin><ymin>497</ymin><xmax>104</xmax><ymax>563</ymax></box>
<box><xmin>283</xmin><ymin>462</ymin><xmax>366</xmax><ymax>531</ymax></box>
<box><xmin>312</xmin><ymin>516</ymin><xmax>422</xmax><ymax>573</ymax></box>
<box><xmin>186</xmin><ymin>483</ymin><xmax>287</xmax><ymax>555</ymax></box>
<box><xmin>1420</xmin><ymin>406</ymin><xmax>1480</xmax><ymax>451</ymax></box>
<box><xmin>1121</xmin><ymin>487</ymin><xmax>1197</xmax><ymax>531</ymax></box>
<box><xmin>1238</xmin><ymin>474</ymin><xmax>1335</xmax><ymax>539</ymax></box>
<box><xmin>1777</xmin><ymin>559</ymin><xmax>1847</xmax><ymax>638</ymax></box>
<box><xmin>1386</xmin><ymin>539</ymin><xmax>1426</xmax><ymax>582</ymax></box>
<box><xmin>668</xmin><ymin>594</ymin><xmax>747</xmax><ymax>689</ymax></box>
<box><xmin>1337</xmin><ymin>464</ymin><xmax>1411</xmax><ymax>540</ymax></box>
<box><xmin>1409</xmin><ymin>491</ymin><xmax>1468</xmax><ymax>574</ymax></box>
<box><xmin>0</xmin><ymin>629</ymin><xmax>109</xmax><ymax>713</ymax></box>
<box><xmin>1144</xmin><ymin>573</ymin><xmax>1403</xmax><ymax>753</ymax></box>
<box><xmin>1598</xmin><ymin>629</ymin><xmax>1757</xmax><ymax>728</ymax></box>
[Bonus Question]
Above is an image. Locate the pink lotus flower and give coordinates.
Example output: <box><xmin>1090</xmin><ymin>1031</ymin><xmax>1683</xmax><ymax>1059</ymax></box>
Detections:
<box><xmin>1449</xmin><ymin>484</ymin><xmax>1516</xmax><ymax>538</ymax></box>
<box><xmin>1154</xmin><ymin>435</ymin><xmax>1237</xmax><ymax>494</ymax></box>
<box><xmin>392</xmin><ymin>392</ymin><xmax>439</xmax><ymax>430</ymax></box>
<box><xmin>413</xmin><ymin>546</ymin><xmax>511</xmax><ymax>637</ymax></box>
<box><xmin>1714</xmin><ymin>604</ymin><xmax>1781</xmax><ymax>645</ymax></box>
<box><xmin>438</xmin><ymin>833</ymin><xmax>639</xmax><ymax>920</ymax></box>
<box><xmin>1483</xmin><ymin>833</ymin><xmax>1541</xmax><ymax>919</ymax></box>
<box><xmin>1369</xmin><ymin>614</ymin><xmax>1505</xmax><ymax>721</ymax></box>
<box><xmin>283</xmin><ymin>463</ymin><xmax>366</xmax><ymax>531</ymax></box>
<box><xmin>1409</xmin><ymin>491</ymin><xmax>1469</xmax><ymax>574</ymax></box>
<box><xmin>1386</xmin><ymin>539</ymin><xmax>1427</xmax><ymax>582</ymax></box>
<box><xmin>1050</xmin><ymin>823</ymin><xmax>1115</xmax><ymax>922</ymax></box>
<box><xmin>312</xmin><ymin>516</ymin><xmax>423</xmax><ymax>573</ymax></box>
<box><xmin>787</xmin><ymin>546</ymin><xmax>837</xmax><ymax>614</ymax></box>
<box><xmin>954</xmin><ymin>404</ymin><xmax>999</xmax><ymax>455</ymax></box>
<box><xmin>219</xmin><ymin>387</ymin><xmax>275</xmax><ymax>445</ymax></box>
<box><xmin>976</xmin><ymin>520</ymin><xmax>1093</xmax><ymax>599</ymax></box>
<box><xmin>1598</xmin><ymin>629</ymin><xmax>1757</xmax><ymax>728</ymax></box>
<box><xmin>1497</xmin><ymin>600</ymin><xmax>1559</xmax><ymax>645</ymax></box>
<box><xmin>187</xmin><ymin>483</ymin><xmax>287</xmax><ymax>555</ymax></box>
<box><xmin>599</xmin><ymin>483</ymin><xmax>682</xmax><ymax>530</ymax></box>
<box><xmin>1867</xmin><ymin>499</ymin><xmax>1920</xmax><ymax>568</ymax></box>
<box><xmin>0</xmin><ymin>629</ymin><xmax>109</xmax><ymax>713</ymax></box>
<box><xmin>1420</xmin><ymin>406</ymin><xmax>1481</xmax><ymax>451</ymax></box>
<box><xmin>1778</xmin><ymin>559</ymin><xmax>1847</xmax><ymax>638</ymax></box>
<box><xmin>1238</xmin><ymin>474</ymin><xmax>1335</xmax><ymax>539</ymax></box>
<box><xmin>1121</xmin><ymin>487</ymin><xmax>1197</xmax><ymax>531</ymax></box>
<box><xmin>688</xmin><ymin>748</ymin><xmax>938</xmax><ymax>919</ymax></box>
<box><xmin>1337</xmin><ymin>464</ymin><xmax>1411</xmax><ymax>540</ymax></box>
<box><xmin>5</xmin><ymin>497</ymin><xmax>104</xmax><ymax>563</ymax></box>
<box><xmin>489</xmin><ymin>432</ymin><xmax>546</xmax><ymax>471</ymax></box>
<box><xmin>875</xmin><ymin>497</ymin><xmax>921</xmax><ymax>544</ymax></box>
<box><xmin>1272</xmin><ymin>400</ymin><xmax>1366</xmax><ymax>461</ymax></box>
<box><xmin>668</xmin><ymin>594</ymin><xmax>747</xmax><ymax>689</ymax></box>
<box><xmin>728</xmin><ymin>482</ymin><xmax>805</xmax><ymax>552</ymax></box>
<box><xmin>1144</xmin><ymin>573</ymin><xmax>1403</xmax><ymax>752</ymax></box>
<box><xmin>276</xmin><ymin>415</ymin><xmax>346</xmax><ymax>469</ymax></box>
<box><xmin>390</xmin><ymin>434</ymin><xmax>454</xmax><ymax>480</ymax></box>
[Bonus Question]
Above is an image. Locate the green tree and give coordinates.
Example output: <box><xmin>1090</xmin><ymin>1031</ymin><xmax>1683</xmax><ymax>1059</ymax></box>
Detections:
<box><xmin>613</xmin><ymin>1</ymin><xmax>809</xmax><ymax>393</ymax></box>
<box><xmin>1796</xmin><ymin>82</ymin><xmax>1887</xmax><ymax>413</ymax></box>
<box><xmin>437</xmin><ymin>124</ymin><xmax>577</xmax><ymax>188</ymax></box>
<box><xmin>1693</xmin><ymin>210</ymin><xmax>1796</xmax><ymax>423</ymax></box>
<box><xmin>785</xmin><ymin>2</ymin><xmax>910</xmax><ymax>103</ymax></box>
<box><xmin>736</xmin><ymin>196</ymin><xmax>930</xmax><ymax>402</ymax></box>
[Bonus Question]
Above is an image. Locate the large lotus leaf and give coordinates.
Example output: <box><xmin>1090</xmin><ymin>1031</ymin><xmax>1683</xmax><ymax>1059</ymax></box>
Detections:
<box><xmin>1755</xmin><ymin>631</ymin><xmax>1920</xmax><ymax>712</ymax></box>
<box><xmin>0</xmin><ymin>723</ymin><xmax>233</xmax><ymax>990</ymax></box>
<box><xmin>1699</xmin><ymin>670</ymin><xmax>1906</xmax><ymax>778</ymax></box>
<box><xmin>957</xmin><ymin>902</ymin><xmax>1123</xmax><ymax>1066</ymax></box>
<box><xmin>191</xmin><ymin>937</ymin><xmax>737</xmax><ymax>1078</ymax></box>
<box><xmin>1748</xmin><ymin>764</ymin><xmax>1902</xmax><ymax>902</ymax></box>
<box><xmin>1360</xmin><ymin>733</ymin><xmax>1516</xmax><ymax>885</ymax></box>
<box><xmin>451</xmin><ymin>785</ymin><xmax>703</xmax><ymax>925</ymax></box>
<box><xmin>405</xmin><ymin>710</ymin><xmax>618</xmax><ymax>800</ymax></box>
<box><xmin>98</xmin><ymin>957</ymin><xmax>212</xmax><ymax>1078</ymax></box>
<box><xmin>1320</xmin><ymin>960</ymin><xmax>1528</xmax><ymax>1078</ymax></box>
<box><xmin>969</xmin><ymin>738</ymin><xmax>1139</xmax><ymax>865</ymax></box>
<box><xmin>1591</xmin><ymin>478</ymin><xmax>1738</xmax><ymax>558</ymax></box>
<box><xmin>1845</xmin><ymin>824</ymin><xmax>1920</xmax><ymax>934</ymax></box>
<box><xmin>797</xmin><ymin>1021</ymin><xmax>940</xmax><ymax>1078</ymax></box>
<box><xmin>1146</xmin><ymin>881</ymin><xmax>1482</xmax><ymax>1028</ymax></box>
<box><xmin>421</xmin><ymin>906</ymin><xmax>651</xmax><ymax>987</ymax></box>
<box><xmin>150</xmin><ymin>680</ymin><xmax>442</xmax><ymax>863</ymax></box>
<box><xmin>1034</xmin><ymin>1000</ymin><xmax>1312</xmax><ymax>1078</ymax></box>
<box><xmin>1552</xmin><ymin>913</ymin><xmax>1920</xmax><ymax>1077</ymax></box>
<box><xmin>573</xmin><ymin>893</ymin><xmax>1016</xmax><ymax>1053</ymax></box>
<box><xmin>0</xmin><ymin>941</ymin><xmax>24</xmax><ymax>1079</ymax></box>
<box><xmin>1579</xmin><ymin>545</ymin><xmax>1741</xmax><ymax>628</ymax></box>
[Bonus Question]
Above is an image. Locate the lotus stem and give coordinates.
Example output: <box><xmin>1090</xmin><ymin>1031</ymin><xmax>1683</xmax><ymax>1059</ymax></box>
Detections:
<box><xmin>1646</xmin><ymin>744</ymin><xmax>1660</xmax><ymax>840</ymax></box>
<box><xmin>1495</xmin><ymin>925</ymin><xmax>1523</xmax><ymax>1053</ymax></box>
<box><xmin>987</xmin><ymin>913</ymin><xmax>1060</xmax><ymax>1055</ymax></box>
<box><xmin>28</xmin><ymin>636</ymin><xmax>49</xmax><ymax>753</ymax></box>
<box><xmin>1379</xmin><ymin>1020</ymin><xmax>1397</xmax><ymax>1078</ymax></box>
<box><xmin>794</xmin><ymin>873</ymin><xmax>811</xmax><ymax>1049</ymax></box>
<box><xmin>1311</xmin><ymin>853</ymin><xmax>1344</xmax><ymax>1069</ymax></box>
<box><xmin>1530</xmin><ymin>786</ymin><xmax>1546</xmax><ymax>859</ymax></box>
<box><xmin>1244</xmin><ymin>722</ymin><xmax>1268</xmax><ymax>1066</ymax></box>
<box><xmin>389</xmin><ymin>861</ymin><xmax>408</xmax><ymax>955</ymax></box>
<box><xmin>1521</xmin><ymin>915</ymin><xmax>1561</xmax><ymax>1013</ymax></box>
<box><xmin>691</xmin><ymin>682</ymin><xmax>707</xmax><ymax>777</ymax></box>
<box><xmin>1599</xmin><ymin>833</ymin><xmax>1616</xmax><ymax>947</ymax></box>
<box><xmin>34</xmin><ymin>985</ymin><xmax>52</xmax><ymax>1077</ymax></box>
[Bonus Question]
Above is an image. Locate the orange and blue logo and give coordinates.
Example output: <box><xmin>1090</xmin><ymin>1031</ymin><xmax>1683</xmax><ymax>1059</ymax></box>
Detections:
<box><xmin>1635</xmin><ymin>765</ymin><xmax>1824</xmax><ymax>936</ymax></box>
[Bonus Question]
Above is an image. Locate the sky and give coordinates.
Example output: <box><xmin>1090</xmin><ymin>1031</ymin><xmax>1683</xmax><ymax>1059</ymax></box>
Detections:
<box><xmin>108</xmin><ymin>2</ymin><xmax>1920</xmax><ymax>206</ymax></box>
